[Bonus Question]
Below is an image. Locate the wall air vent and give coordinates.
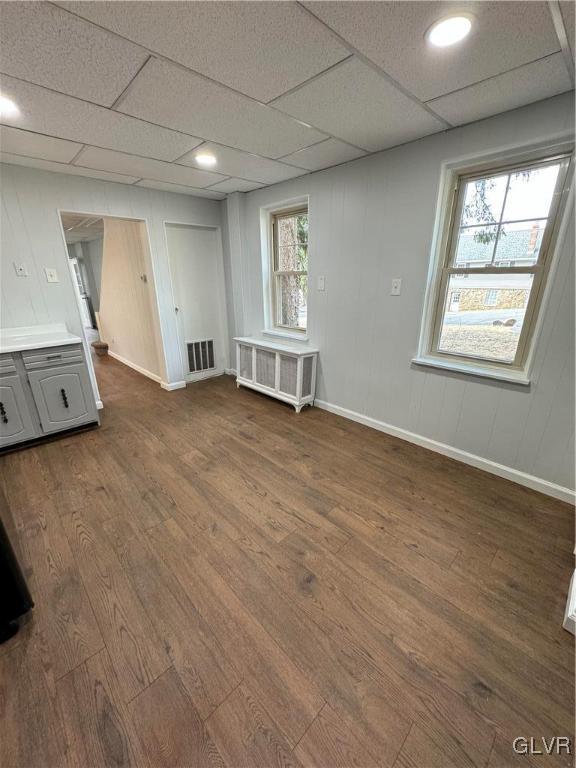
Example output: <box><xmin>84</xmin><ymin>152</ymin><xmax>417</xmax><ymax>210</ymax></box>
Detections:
<box><xmin>187</xmin><ymin>339</ymin><xmax>215</xmax><ymax>373</ymax></box>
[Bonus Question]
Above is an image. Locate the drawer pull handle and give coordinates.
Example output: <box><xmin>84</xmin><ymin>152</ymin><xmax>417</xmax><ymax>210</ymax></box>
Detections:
<box><xmin>46</xmin><ymin>354</ymin><xmax>62</xmax><ymax>359</ymax></box>
<box><xmin>60</xmin><ymin>388</ymin><xmax>69</xmax><ymax>409</ymax></box>
<box><xmin>0</xmin><ymin>402</ymin><xmax>7</xmax><ymax>424</ymax></box>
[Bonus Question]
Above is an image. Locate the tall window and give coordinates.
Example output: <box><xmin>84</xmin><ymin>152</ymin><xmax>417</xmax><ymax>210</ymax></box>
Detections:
<box><xmin>426</xmin><ymin>152</ymin><xmax>571</xmax><ymax>371</ymax></box>
<box><xmin>271</xmin><ymin>207</ymin><xmax>308</xmax><ymax>332</ymax></box>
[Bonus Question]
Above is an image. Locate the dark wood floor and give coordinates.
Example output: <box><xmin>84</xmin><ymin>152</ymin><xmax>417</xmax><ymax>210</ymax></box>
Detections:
<box><xmin>0</xmin><ymin>354</ymin><xmax>573</xmax><ymax>768</ymax></box>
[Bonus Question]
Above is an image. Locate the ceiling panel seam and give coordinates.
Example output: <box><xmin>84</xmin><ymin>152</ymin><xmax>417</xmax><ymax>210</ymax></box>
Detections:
<box><xmin>548</xmin><ymin>0</ymin><xmax>575</xmax><ymax>85</ymax></box>
<box><xmin>295</xmin><ymin>1</ymin><xmax>453</xmax><ymax>129</ymax></box>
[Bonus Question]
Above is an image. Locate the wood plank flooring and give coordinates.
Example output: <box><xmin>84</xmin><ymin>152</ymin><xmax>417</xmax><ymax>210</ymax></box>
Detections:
<box><xmin>0</xmin><ymin>354</ymin><xmax>573</xmax><ymax>768</ymax></box>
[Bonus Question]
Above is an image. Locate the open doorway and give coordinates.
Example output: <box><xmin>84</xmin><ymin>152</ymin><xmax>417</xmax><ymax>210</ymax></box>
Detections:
<box><xmin>60</xmin><ymin>212</ymin><xmax>164</xmax><ymax>388</ymax></box>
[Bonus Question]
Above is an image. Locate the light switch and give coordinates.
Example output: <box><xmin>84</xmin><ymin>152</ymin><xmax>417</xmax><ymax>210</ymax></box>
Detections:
<box><xmin>317</xmin><ymin>275</ymin><xmax>326</xmax><ymax>291</ymax></box>
<box><xmin>390</xmin><ymin>278</ymin><xmax>402</xmax><ymax>296</ymax></box>
<box><xmin>13</xmin><ymin>263</ymin><xmax>28</xmax><ymax>277</ymax></box>
<box><xmin>45</xmin><ymin>267</ymin><xmax>59</xmax><ymax>283</ymax></box>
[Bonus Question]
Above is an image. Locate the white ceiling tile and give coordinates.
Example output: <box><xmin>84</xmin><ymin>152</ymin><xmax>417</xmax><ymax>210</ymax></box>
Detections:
<box><xmin>272</xmin><ymin>58</ymin><xmax>445</xmax><ymax>152</ymax></box>
<box><xmin>76</xmin><ymin>146</ymin><xmax>224</xmax><ymax>187</ymax></box>
<box><xmin>117</xmin><ymin>58</ymin><xmax>327</xmax><ymax>158</ymax></box>
<box><xmin>0</xmin><ymin>2</ymin><xmax>149</xmax><ymax>106</ymax></box>
<box><xmin>0</xmin><ymin>126</ymin><xmax>81</xmax><ymax>163</ymax></box>
<box><xmin>0</xmin><ymin>153</ymin><xmax>139</xmax><ymax>184</ymax></box>
<box><xmin>207</xmin><ymin>178</ymin><xmax>265</xmax><ymax>194</ymax></box>
<box><xmin>0</xmin><ymin>76</ymin><xmax>203</xmax><ymax>161</ymax></box>
<box><xmin>177</xmin><ymin>142</ymin><xmax>307</xmax><ymax>183</ymax></box>
<box><xmin>280</xmin><ymin>138</ymin><xmax>367</xmax><ymax>171</ymax></box>
<box><xmin>304</xmin><ymin>2</ymin><xmax>561</xmax><ymax>101</ymax></box>
<box><xmin>428</xmin><ymin>54</ymin><xmax>572</xmax><ymax>126</ymax></box>
<box><xmin>135</xmin><ymin>180</ymin><xmax>226</xmax><ymax>200</ymax></box>
<box><xmin>58</xmin><ymin>1</ymin><xmax>349</xmax><ymax>102</ymax></box>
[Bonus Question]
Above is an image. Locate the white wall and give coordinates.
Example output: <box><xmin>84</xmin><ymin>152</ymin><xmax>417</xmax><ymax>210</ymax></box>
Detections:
<box><xmin>223</xmin><ymin>93</ymin><xmax>575</xmax><ymax>497</ymax></box>
<box><xmin>0</xmin><ymin>163</ymin><xmax>223</xmax><ymax>391</ymax></box>
<box><xmin>83</xmin><ymin>237</ymin><xmax>103</xmax><ymax>311</ymax></box>
<box><xmin>98</xmin><ymin>217</ymin><xmax>163</xmax><ymax>380</ymax></box>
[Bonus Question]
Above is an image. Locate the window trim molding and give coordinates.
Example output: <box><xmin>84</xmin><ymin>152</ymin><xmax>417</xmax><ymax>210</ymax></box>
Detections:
<box><xmin>415</xmin><ymin>140</ymin><xmax>574</xmax><ymax>384</ymax></box>
<box><xmin>260</xmin><ymin>195</ymin><xmax>309</xmax><ymax>339</ymax></box>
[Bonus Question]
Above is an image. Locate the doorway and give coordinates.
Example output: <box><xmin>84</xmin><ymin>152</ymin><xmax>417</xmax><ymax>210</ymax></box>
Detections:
<box><xmin>60</xmin><ymin>212</ymin><xmax>163</xmax><ymax>386</ymax></box>
<box><xmin>165</xmin><ymin>223</ymin><xmax>228</xmax><ymax>383</ymax></box>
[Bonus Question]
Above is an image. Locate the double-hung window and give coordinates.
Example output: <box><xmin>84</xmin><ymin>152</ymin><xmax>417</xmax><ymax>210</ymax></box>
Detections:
<box><xmin>421</xmin><ymin>151</ymin><xmax>572</xmax><ymax>379</ymax></box>
<box><xmin>271</xmin><ymin>207</ymin><xmax>308</xmax><ymax>332</ymax></box>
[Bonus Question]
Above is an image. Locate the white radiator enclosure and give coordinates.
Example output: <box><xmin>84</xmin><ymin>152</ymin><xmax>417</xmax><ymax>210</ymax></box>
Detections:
<box><xmin>234</xmin><ymin>337</ymin><xmax>318</xmax><ymax>412</ymax></box>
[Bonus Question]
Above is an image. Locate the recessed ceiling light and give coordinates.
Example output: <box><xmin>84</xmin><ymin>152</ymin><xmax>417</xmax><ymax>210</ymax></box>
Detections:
<box><xmin>0</xmin><ymin>94</ymin><xmax>20</xmax><ymax>118</ymax></box>
<box><xmin>426</xmin><ymin>15</ymin><xmax>472</xmax><ymax>47</ymax></box>
<box><xmin>195</xmin><ymin>152</ymin><xmax>217</xmax><ymax>168</ymax></box>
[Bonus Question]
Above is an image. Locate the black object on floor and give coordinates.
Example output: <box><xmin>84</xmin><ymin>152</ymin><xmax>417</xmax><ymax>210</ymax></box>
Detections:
<box><xmin>0</xmin><ymin>515</ymin><xmax>33</xmax><ymax>644</ymax></box>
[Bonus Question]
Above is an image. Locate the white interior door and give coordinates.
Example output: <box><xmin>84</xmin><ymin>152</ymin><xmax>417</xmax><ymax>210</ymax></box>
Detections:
<box><xmin>166</xmin><ymin>224</ymin><xmax>228</xmax><ymax>381</ymax></box>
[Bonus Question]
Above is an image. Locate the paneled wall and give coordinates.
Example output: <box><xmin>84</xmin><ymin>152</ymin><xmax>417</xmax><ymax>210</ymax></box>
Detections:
<box><xmin>223</xmin><ymin>93</ymin><xmax>575</xmax><ymax>495</ymax></box>
<box><xmin>0</xmin><ymin>164</ymin><xmax>223</xmax><ymax>390</ymax></box>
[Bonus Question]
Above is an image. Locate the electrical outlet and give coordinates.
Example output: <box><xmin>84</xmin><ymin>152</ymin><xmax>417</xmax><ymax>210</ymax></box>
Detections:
<box><xmin>317</xmin><ymin>275</ymin><xmax>326</xmax><ymax>291</ymax></box>
<box><xmin>45</xmin><ymin>267</ymin><xmax>59</xmax><ymax>283</ymax></box>
<box><xmin>13</xmin><ymin>263</ymin><xmax>28</xmax><ymax>277</ymax></box>
<box><xmin>390</xmin><ymin>278</ymin><xmax>402</xmax><ymax>296</ymax></box>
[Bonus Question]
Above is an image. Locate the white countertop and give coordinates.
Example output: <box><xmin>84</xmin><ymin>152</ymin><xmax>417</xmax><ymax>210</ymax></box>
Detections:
<box><xmin>234</xmin><ymin>335</ymin><xmax>319</xmax><ymax>355</ymax></box>
<box><xmin>0</xmin><ymin>323</ymin><xmax>83</xmax><ymax>354</ymax></box>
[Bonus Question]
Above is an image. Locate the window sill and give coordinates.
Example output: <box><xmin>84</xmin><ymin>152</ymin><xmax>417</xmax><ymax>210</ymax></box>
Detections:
<box><xmin>412</xmin><ymin>355</ymin><xmax>531</xmax><ymax>386</ymax></box>
<box><xmin>262</xmin><ymin>328</ymin><xmax>309</xmax><ymax>343</ymax></box>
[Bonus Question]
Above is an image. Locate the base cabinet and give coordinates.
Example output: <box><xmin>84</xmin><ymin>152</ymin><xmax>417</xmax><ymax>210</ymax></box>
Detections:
<box><xmin>27</xmin><ymin>364</ymin><xmax>96</xmax><ymax>434</ymax></box>
<box><xmin>0</xmin><ymin>374</ymin><xmax>38</xmax><ymax>447</ymax></box>
<box><xmin>0</xmin><ymin>345</ymin><xmax>98</xmax><ymax>449</ymax></box>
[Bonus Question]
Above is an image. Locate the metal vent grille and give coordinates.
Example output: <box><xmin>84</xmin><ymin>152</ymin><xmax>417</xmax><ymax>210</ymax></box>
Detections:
<box><xmin>301</xmin><ymin>356</ymin><xmax>313</xmax><ymax>398</ymax></box>
<box><xmin>187</xmin><ymin>339</ymin><xmax>215</xmax><ymax>373</ymax></box>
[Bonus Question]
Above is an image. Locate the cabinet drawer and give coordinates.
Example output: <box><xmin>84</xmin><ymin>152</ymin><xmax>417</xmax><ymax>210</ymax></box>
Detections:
<box><xmin>0</xmin><ymin>374</ymin><xmax>38</xmax><ymax>446</ymax></box>
<box><xmin>27</xmin><ymin>364</ymin><xmax>97</xmax><ymax>434</ymax></box>
<box><xmin>0</xmin><ymin>354</ymin><xmax>17</xmax><ymax>375</ymax></box>
<box><xmin>22</xmin><ymin>345</ymin><xmax>84</xmax><ymax>370</ymax></box>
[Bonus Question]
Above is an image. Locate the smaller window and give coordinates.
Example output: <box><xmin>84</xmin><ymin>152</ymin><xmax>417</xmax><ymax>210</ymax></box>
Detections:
<box><xmin>271</xmin><ymin>207</ymin><xmax>308</xmax><ymax>332</ymax></box>
<box><xmin>485</xmin><ymin>289</ymin><xmax>498</xmax><ymax>306</ymax></box>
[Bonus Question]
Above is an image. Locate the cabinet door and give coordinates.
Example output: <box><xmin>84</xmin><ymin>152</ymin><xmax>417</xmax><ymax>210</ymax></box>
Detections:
<box><xmin>0</xmin><ymin>374</ymin><xmax>38</xmax><ymax>447</ymax></box>
<box><xmin>28</xmin><ymin>364</ymin><xmax>97</xmax><ymax>434</ymax></box>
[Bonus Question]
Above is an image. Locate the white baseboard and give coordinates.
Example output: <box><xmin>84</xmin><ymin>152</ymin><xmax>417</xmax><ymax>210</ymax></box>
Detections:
<box><xmin>96</xmin><ymin>399</ymin><xmax>104</xmax><ymax>410</ymax></box>
<box><xmin>314</xmin><ymin>398</ymin><xmax>575</xmax><ymax>504</ymax></box>
<box><xmin>563</xmin><ymin>571</ymin><xmax>576</xmax><ymax>635</ymax></box>
<box><xmin>160</xmin><ymin>380</ymin><xmax>187</xmax><ymax>391</ymax></box>
<box><xmin>108</xmin><ymin>351</ymin><xmax>162</xmax><ymax>384</ymax></box>
<box><xmin>225</xmin><ymin>368</ymin><xmax>237</xmax><ymax>376</ymax></box>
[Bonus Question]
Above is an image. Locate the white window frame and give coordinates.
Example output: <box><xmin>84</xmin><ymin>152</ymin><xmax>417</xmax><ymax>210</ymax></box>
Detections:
<box><xmin>414</xmin><ymin>145</ymin><xmax>574</xmax><ymax>385</ymax></box>
<box><xmin>260</xmin><ymin>196</ymin><xmax>309</xmax><ymax>340</ymax></box>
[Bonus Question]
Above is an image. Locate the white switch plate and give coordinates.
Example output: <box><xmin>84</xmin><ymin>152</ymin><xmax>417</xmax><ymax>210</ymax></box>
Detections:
<box><xmin>391</xmin><ymin>278</ymin><xmax>402</xmax><ymax>296</ymax></box>
<box><xmin>13</xmin><ymin>263</ymin><xmax>28</xmax><ymax>277</ymax></box>
<box><xmin>317</xmin><ymin>275</ymin><xmax>326</xmax><ymax>291</ymax></box>
<box><xmin>45</xmin><ymin>267</ymin><xmax>59</xmax><ymax>283</ymax></box>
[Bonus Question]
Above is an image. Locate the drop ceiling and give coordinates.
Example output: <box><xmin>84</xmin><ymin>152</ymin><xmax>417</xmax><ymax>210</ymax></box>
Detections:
<box><xmin>0</xmin><ymin>1</ymin><xmax>573</xmax><ymax>198</ymax></box>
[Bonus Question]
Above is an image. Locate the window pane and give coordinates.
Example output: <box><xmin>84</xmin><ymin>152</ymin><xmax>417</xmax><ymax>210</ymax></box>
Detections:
<box><xmin>296</xmin><ymin>214</ymin><xmax>308</xmax><ymax>244</ymax></box>
<box><xmin>493</xmin><ymin>220</ymin><xmax>543</xmax><ymax>267</ymax></box>
<box><xmin>277</xmin><ymin>212</ymin><xmax>308</xmax><ymax>245</ymax></box>
<box><xmin>277</xmin><ymin>244</ymin><xmax>308</xmax><ymax>271</ymax></box>
<box><xmin>461</xmin><ymin>175</ymin><xmax>507</xmax><ymax>226</ymax></box>
<box><xmin>277</xmin><ymin>274</ymin><xmax>307</xmax><ymax>329</ymax></box>
<box><xmin>438</xmin><ymin>273</ymin><xmax>534</xmax><ymax>362</ymax></box>
<box><xmin>502</xmin><ymin>164</ymin><xmax>560</xmax><ymax>221</ymax></box>
<box><xmin>454</xmin><ymin>225</ymin><xmax>498</xmax><ymax>267</ymax></box>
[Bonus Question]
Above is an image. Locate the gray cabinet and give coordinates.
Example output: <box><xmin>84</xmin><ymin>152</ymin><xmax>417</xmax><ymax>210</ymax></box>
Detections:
<box><xmin>27</xmin><ymin>363</ymin><xmax>97</xmax><ymax>434</ymax></box>
<box><xmin>0</xmin><ymin>373</ymin><xmax>38</xmax><ymax>447</ymax></box>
